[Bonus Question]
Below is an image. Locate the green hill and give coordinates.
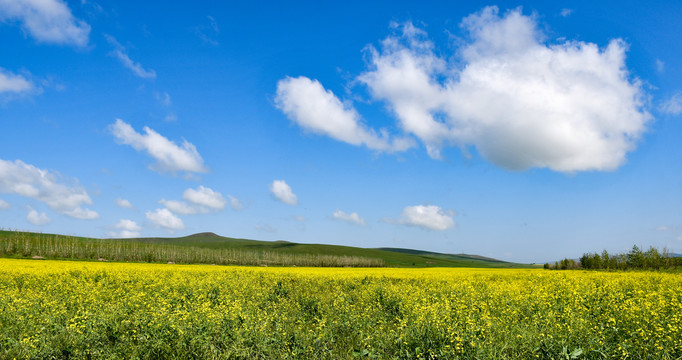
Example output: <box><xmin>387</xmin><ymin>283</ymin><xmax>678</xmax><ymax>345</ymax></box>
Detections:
<box><xmin>121</xmin><ymin>232</ymin><xmax>530</xmax><ymax>268</ymax></box>
<box><xmin>0</xmin><ymin>230</ymin><xmax>532</xmax><ymax>268</ymax></box>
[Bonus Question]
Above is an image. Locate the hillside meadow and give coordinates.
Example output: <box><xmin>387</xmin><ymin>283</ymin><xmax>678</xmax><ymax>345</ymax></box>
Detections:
<box><xmin>1</xmin><ymin>258</ymin><xmax>680</xmax><ymax>359</ymax></box>
<box><xmin>0</xmin><ymin>230</ymin><xmax>530</xmax><ymax>268</ymax></box>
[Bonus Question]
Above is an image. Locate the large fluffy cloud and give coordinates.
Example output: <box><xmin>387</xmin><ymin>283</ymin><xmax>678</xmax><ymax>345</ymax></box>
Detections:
<box><xmin>277</xmin><ymin>7</ymin><xmax>651</xmax><ymax>173</ymax></box>
<box><xmin>146</xmin><ymin>208</ymin><xmax>184</xmax><ymax>231</ymax></box>
<box><xmin>0</xmin><ymin>0</ymin><xmax>90</xmax><ymax>47</ymax></box>
<box><xmin>0</xmin><ymin>159</ymin><xmax>98</xmax><ymax>219</ymax></box>
<box><xmin>105</xmin><ymin>35</ymin><xmax>157</xmax><ymax>79</ymax></box>
<box><xmin>269</xmin><ymin>180</ymin><xmax>297</xmax><ymax>205</ymax></box>
<box><xmin>109</xmin><ymin>119</ymin><xmax>207</xmax><ymax>174</ymax></box>
<box><xmin>275</xmin><ymin>76</ymin><xmax>414</xmax><ymax>152</ymax></box>
<box><xmin>395</xmin><ymin>205</ymin><xmax>455</xmax><ymax>231</ymax></box>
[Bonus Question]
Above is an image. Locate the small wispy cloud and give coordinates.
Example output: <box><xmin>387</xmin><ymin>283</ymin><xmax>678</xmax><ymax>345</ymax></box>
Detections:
<box><xmin>154</xmin><ymin>91</ymin><xmax>172</xmax><ymax>106</ymax></box>
<box><xmin>560</xmin><ymin>8</ymin><xmax>573</xmax><ymax>17</ymax></box>
<box><xmin>27</xmin><ymin>207</ymin><xmax>51</xmax><ymax>225</ymax></box>
<box><xmin>269</xmin><ymin>180</ymin><xmax>298</xmax><ymax>205</ymax></box>
<box><xmin>194</xmin><ymin>15</ymin><xmax>220</xmax><ymax>46</ymax></box>
<box><xmin>109</xmin><ymin>119</ymin><xmax>208</xmax><ymax>175</ymax></box>
<box><xmin>255</xmin><ymin>223</ymin><xmax>277</xmax><ymax>233</ymax></box>
<box><xmin>333</xmin><ymin>210</ymin><xmax>367</xmax><ymax>225</ymax></box>
<box><xmin>160</xmin><ymin>186</ymin><xmax>226</xmax><ymax>215</ymax></box>
<box><xmin>227</xmin><ymin>195</ymin><xmax>243</xmax><ymax>211</ymax></box>
<box><xmin>656</xmin><ymin>59</ymin><xmax>665</xmax><ymax>73</ymax></box>
<box><xmin>115</xmin><ymin>198</ymin><xmax>133</xmax><ymax>209</ymax></box>
<box><xmin>0</xmin><ymin>68</ymin><xmax>37</xmax><ymax>96</ymax></box>
<box><xmin>184</xmin><ymin>186</ymin><xmax>225</xmax><ymax>209</ymax></box>
<box><xmin>388</xmin><ymin>205</ymin><xmax>455</xmax><ymax>231</ymax></box>
<box><xmin>154</xmin><ymin>91</ymin><xmax>177</xmax><ymax>121</ymax></box>
<box><xmin>110</xmin><ymin>219</ymin><xmax>141</xmax><ymax>238</ymax></box>
<box><xmin>660</xmin><ymin>92</ymin><xmax>682</xmax><ymax>115</ymax></box>
<box><xmin>0</xmin><ymin>199</ymin><xmax>9</xmax><ymax>210</ymax></box>
<box><xmin>105</xmin><ymin>35</ymin><xmax>156</xmax><ymax>79</ymax></box>
<box><xmin>146</xmin><ymin>208</ymin><xmax>184</xmax><ymax>231</ymax></box>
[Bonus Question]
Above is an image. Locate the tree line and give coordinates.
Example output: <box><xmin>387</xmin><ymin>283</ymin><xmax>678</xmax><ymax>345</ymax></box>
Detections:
<box><xmin>545</xmin><ymin>245</ymin><xmax>682</xmax><ymax>270</ymax></box>
<box><xmin>0</xmin><ymin>230</ymin><xmax>385</xmax><ymax>267</ymax></box>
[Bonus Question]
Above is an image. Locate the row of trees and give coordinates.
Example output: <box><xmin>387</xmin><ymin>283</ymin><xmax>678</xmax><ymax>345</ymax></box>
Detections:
<box><xmin>0</xmin><ymin>231</ymin><xmax>385</xmax><ymax>267</ymax></box>
<box><xmin>545</xmin><ymin>245</ymin><xmax>682</xmax><ymax>270</ymax></box>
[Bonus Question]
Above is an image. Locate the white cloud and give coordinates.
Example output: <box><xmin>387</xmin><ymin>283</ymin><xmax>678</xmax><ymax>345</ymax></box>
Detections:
<box><xmin>656</xmin><ymin>59</ymin><xmax>665</xmax><ymax>73</ymax></box>
<box><xmin>110</xmin><ymin>219</ymin><xmax>141</xmax><ymax>238</ymax></box>
<box><xmin>115</xmin><ymin>219</ymin><xmax>141</xmax><ymax>231</ymax></box>
<box><xmin>279</xmin><ymin>7</ymin><xmax>650</xmax><ymax>173</ymax></box>
<box><xmin>395</xmin><ymin>205</ymin><xmax>455</xmax><ymax>231</ymax></box>
<box><xmin>164</xmin><ymin>112</ymin><xmax>178</xmax><ymax>122</ymax></box>
<box><xmin>275</xmin><ymin>76</ymin><xmax>414</xmax><ymax>152</ymax></box>
<box><xmin>333</xmin><ymin>210</ymin><xmax>366</xmax><ymax>225</ymax></box>
<box><xmin>155</xmin><ymin>91</ymin><xmax>172</xmax><ymax>106</ymax></box>
<box><xmin>115</xmin><ymin>229</ymin><xmax>139</xmax><ymax>238</ymax></box>
<box><xmin>660</xmin><ymin>93</ymin><xmax>682</xmax><ymax>115</ymax></box>
<box><xmin>255</xmin><ymin>223</ymin><xmax>276</xmax><ymax>233</ymax></box>
<box><xmin>160</xmin><ymin>186</ymin><xmax>225</xmax><ymax>215</ymax></box>
<box><xmin>656</xmin><ymin>226</ymin><xmax>669</xmax><ymax>231</ymax></box>
<box><xmin>109</xmin><ymin>119</ymin><xmax>207</xmax><ymax>174</ymax></box>
<box><xmin>227</xmin><ymin>194</ymin><xmax>243</xmax><ymax>211</ymax></box>
<box><xmin>363</xmin><ymin>9</ymin><xmax>650</xmax><ymax>171</ymax></box>
<box><xmin>560</xmin><ymin>8</ymin><xmax>573</xmax><ymax>17</ymax></box>
<box><xmin>0</xmin><ymin>68</ymin><xmax>36</xmax><ymax>95</ymax></box>
<box><xmin>269</xmin><ymin>180</ymin><xmax>298</xmax><ymax>205</ymax></box>
<box><xmin>0</xmin><ymin>198</ymin><xmax>9</xmax><ymax>209</ymax></box>
<box><xmin>154</xmin><ymin>92</ymin><xmax>176</xmax><ymax>121</ymax></box>
<box><xmin>183</xmin><ymin>185</ymin><xmax>225</xmax><ymax>210</ymax></box>
<box><xmin>194</xmin><ymin>15</ymin><xmax>220</xmax><ymax>46</ymax></box>
<box><xmin>159</xmin><ymin>199</ymin><xmax>204</xmax><ymax>215</ymax></box>
<box><xmin>115</xmin><ymin>198</ymin><xmax>133</xmax><ymax>209</ymax></box>
<box><xmin>104</xmin><ymin>35</ymin><xmax>156</xmax><ymax>79</ymax></box>
<box><xmin>0</xmin><ymin>0</ymin><xmax>90</xmax><ymax>47</ymax></box>
<box><xmin>27</xmin><ymin>208</ymin><xmax>50</xmax><ymax>225</ymax></box>
<box><xmin>0</xmin><ymin>159</ymin><xmax>98</xmax><ymax>219</ymax></box>
<box><xmin>146</xmin><ymin>208</ymin><xmax>184</xmax><ymax>231</ymax></box>
<box><xmin>63</xmin><ymin>207</ymin><xmax>98</xmax><ymax>220</ymax></box>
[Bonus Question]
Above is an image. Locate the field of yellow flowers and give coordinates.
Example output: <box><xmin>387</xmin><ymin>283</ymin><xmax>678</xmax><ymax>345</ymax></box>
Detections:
<box><xmin>1</xmin><ymin>258</ymin><xmax>680</xmax><ymax>359</ymax></box>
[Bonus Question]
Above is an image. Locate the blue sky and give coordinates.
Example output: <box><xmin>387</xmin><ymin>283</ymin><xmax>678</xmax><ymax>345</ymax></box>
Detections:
<box><xmin>1</xmin><ymin>0</ymin><xmax>681</xmax><ymax>263</ymax></box>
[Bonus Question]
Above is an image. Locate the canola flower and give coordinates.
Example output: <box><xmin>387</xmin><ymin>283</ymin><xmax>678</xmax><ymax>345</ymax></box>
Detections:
<box><xmin>0</xmin><ymin>258</ymin><xmax>680</xmax><ymax>359</ymax></box>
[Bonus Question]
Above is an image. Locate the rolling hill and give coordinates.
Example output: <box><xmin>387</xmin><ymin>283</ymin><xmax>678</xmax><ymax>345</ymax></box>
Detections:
<box><xmin>0</xmin><ymin>230</ymin><xmax>532</xmax><ymax>268</ymax></box>
<box><xmin>120</xmin><ymin>232</ymin><xmax>530</xmax><ymax>268</ymax></box>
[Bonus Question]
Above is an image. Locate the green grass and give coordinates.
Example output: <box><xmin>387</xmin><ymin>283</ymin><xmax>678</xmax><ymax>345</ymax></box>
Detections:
<box><xmin>0</xmin><ymin>230</ymin><xmax>533</xmax><ymax>268</ymax></box>
<box><xmin>113</xmin><ymin>231</ymin><xmax>530</xmax><ymax>268</ymax></box>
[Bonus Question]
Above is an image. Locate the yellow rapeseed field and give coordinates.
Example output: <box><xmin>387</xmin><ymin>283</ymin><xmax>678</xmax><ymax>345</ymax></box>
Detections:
<box><xmin>0</xmin><ymin>258</ymin><xmax>680</xmax><ymax>359</ymax></box>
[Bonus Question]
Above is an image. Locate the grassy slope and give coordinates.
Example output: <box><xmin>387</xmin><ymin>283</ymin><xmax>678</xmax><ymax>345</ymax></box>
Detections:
<box><xmin>122</xmin><ymin>232</ymin><xmax>531</xmax><ymax>268</ymax></box>
<box><xmin>0</xmin><ymin>230</ymin><xmax>532</xmax><ymax>267</ymax></box>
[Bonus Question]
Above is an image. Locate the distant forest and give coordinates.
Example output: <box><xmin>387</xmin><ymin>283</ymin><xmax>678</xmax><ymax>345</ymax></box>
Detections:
<box><xmin>546</xmin><ymin>245</ymin><xmax>682</xmax><ymax>270</ymax></box>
